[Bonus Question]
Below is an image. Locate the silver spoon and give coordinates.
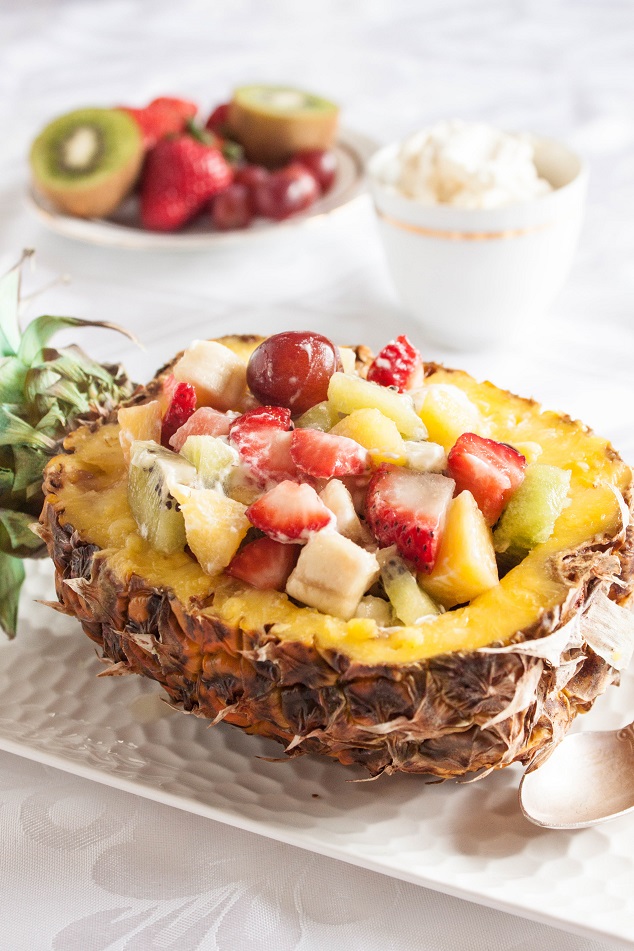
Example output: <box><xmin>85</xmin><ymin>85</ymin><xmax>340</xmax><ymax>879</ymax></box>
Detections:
<box><xmin>519</xmin><ymin>722</ymin><xmax>634</xmax><ymax>829</ymax></box>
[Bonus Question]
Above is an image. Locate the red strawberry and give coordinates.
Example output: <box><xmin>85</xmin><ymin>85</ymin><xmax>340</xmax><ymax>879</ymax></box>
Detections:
<box><xmin>161</xmin><ymin>381</ymin><xmax>196</xmax><ymax>447</ymax></box>
<box><xmin>169</xmin><ymin>406</ymin><xmax>238</xmax><ymax>452</ymax></box>
<box><xmin>205</xmin><ymin>102</ymin><xmax>231</xmax><ymax>136</ymax></box>
<box><xmin>227</xmin><ymin>537</ymin><xmax>300</xmax><ymax>590</ymax></box>
<box><xmin>367</xmin><ymin>335</ymin><xmax>424</xmax><ymax>392</ymax></box>
<box><xmin>290</xmin><ymin>428</ymin><xmax>369</xmax><ymax>478</ymax></box>
<box><xmin>230</xmin><ymin>406</ymin><xmax>297</xmax><ymax>485</ymax></box>
<box><xmin>365</xmin><ymin>465</ymin><xmax>455</xmax><ymax>572</ymax></box>
<box><xmin>246</xmin><ymin>480</ymin><xmax>334</xmax><ymax>542</ymax></box>
<box><xmin>122</xmin><ymin>97</ymin><xmax>198</xmax><ymax>149</ymax></box>
<box><xmin>140</xmin><ymin>135</ymin><xmax>233</xmax><ymax>231</ymax></box>
<box><xmin>447</xmin><ymin>433</ymin><xmax>526</xmax><ymax>525</ymax></box>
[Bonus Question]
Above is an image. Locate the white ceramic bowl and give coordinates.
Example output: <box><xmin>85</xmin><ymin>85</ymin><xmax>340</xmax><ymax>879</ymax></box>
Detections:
<box><xmin>368</xmin><ymin>135</ymin><xmax>588</xmax><ymax>349</ymax></box>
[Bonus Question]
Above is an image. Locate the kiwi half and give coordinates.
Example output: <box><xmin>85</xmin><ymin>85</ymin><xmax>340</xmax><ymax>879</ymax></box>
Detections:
<box><xmin>30</xmin><ymin>107</ymin><xmax>144</xmax><ymax>218</ymax></box>
<box><xmin>228</xmin><ymin>84</ymin><xmax>339</xmax><ymax>166</ymax></box>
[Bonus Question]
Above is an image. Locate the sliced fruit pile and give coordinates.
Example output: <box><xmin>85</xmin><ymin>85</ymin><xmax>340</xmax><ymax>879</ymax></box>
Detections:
<box><xmin>30</xmin><ymin>85</ymin><xmax>340</xmax><ymax>232</ymax></box>
<box><xmin>117</xmin><ymin>330</ymin><xmax>576</xmax><ymax>623</ymax></box>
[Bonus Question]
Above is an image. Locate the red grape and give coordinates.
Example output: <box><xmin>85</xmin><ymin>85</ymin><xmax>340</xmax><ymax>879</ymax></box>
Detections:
<box><xmin>212</xmin><ymin>183</ymin><xmax>253</xmax><ymax>230</ymax></box>
<box><xmin>247</xmin><ymin>331</ymin><xmax>342</xmax><ymax>415</ymax></box>
<box><xmin>293</xmin><ymin>149</ymin><xmax>337</xmax><ymax>193</ymax></box>
<box><xmin>254</xmin><ymin>164</ymin><xmax>319</xmax><ymax>220</ymax></box>
<box><xmin>234</xmin><ymin>164</ymin><xmax>270</xmax><ymax>191</ymax></box>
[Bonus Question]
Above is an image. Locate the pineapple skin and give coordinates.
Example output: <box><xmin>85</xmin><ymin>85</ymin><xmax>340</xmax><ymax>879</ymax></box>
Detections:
<box><xmin>39</xmin><ymin>340</ymin><xmax>634</xmax><ymax>779</ymax></box>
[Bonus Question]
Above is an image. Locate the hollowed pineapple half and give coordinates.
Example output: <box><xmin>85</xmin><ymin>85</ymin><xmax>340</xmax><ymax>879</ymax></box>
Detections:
<box><xmin>40</xmin><ymin>336</ymin><xmax>634</xmax><ymax>779</ymax></box>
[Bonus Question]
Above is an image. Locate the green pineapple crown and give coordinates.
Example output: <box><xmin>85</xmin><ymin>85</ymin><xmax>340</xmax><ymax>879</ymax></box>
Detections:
<box><xmin>0</xmin><ymin>251</ymin><xmax>135</xmax><ymax>637</ymax></box>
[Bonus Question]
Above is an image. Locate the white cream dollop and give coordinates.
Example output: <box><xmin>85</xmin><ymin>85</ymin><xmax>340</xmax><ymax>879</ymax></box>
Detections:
<box><xmin>381</xmin><ymin>119</ymin><xmax>552</xmax><ymax>209</ymax></box>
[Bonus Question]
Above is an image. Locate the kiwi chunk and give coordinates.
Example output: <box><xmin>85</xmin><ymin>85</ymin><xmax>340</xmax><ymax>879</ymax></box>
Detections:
<box><xmin>180</xmin><ymin>435</ymin><xmax>237</xmax><ymax>489</ymax></box>
<box><xmin>493</xmin><ymin>463</ymin><xmax>571</xmax><ymax>560</ymax></box>
<box><xmin>30</xmin><ymin>107</ymin><xmax>143</xmax><ymax>218</ymax></box>
<box><xmin>378</xmin><ymin>549</ymin><xmax>440</xmax><ymax>625</ymax></box>
<box><xmin>128</xmin><ymin>441</ymin><xmax>197</xmax><ymax>555</ymax></box>
<box><xmin>228</xmin><ymin>84</ymin><xmax>339</xmax><ymax>166</ymax></box>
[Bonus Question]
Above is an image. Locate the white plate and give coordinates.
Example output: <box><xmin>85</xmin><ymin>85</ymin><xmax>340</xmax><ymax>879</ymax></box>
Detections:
<box><xmin>2</xmin><ymin>560</ymin><xmax>634</xmax><ymax>949</ymax></box>
<box><xmin>26</xmin><ymin>129</ymin><xmax>376</xmax><ymax>250</ymax></box>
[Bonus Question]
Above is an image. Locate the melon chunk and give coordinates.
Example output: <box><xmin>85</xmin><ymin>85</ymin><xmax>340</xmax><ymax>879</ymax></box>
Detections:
<box><xmin>327</xmin><ymin>372</ymin><xmax>426</xmax><ymax>440</ymax></box>
<box><xmin>417</xmin><ymin>384</ymin><xmax>484</xmax><ymax>451</ymax></box>
<box><xmin>419</xmin><ymin>490</ymin><xmax>499</xmax><ymax>609</ymax></box>
<box><xmin>172</xmin><ymin>341</ymin><xmax>247</xmax><ymax>412</ymax></box>
<box><xmin>170</xmin><ymin>485</ymin><xmax>250</xmax><ymax>576</ymax></box>
<box><xmin>286</xmin><ymin>532</ymin><xmax>380</xmax><ymax>620</ymax></box>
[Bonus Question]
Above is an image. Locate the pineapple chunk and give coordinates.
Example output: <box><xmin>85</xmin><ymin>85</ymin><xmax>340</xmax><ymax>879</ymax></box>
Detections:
<box><xmin>418</xmin><ymin>384</ymin><xmax>484</xmax><ymax>451</ymax></box>
<box><xmin>493</xmin><ymin>463</ymin><xmax>572</xmax><ymax>557</ymax></box>
<box><xmin>286</xmin><ymin>532</ymin><xmax>380</xmax><ymax>620</ymax></box>
<box><xmin>173</xmin><ymin>341</ymin><xmax>247</xmax><ymax>412</ymax></box>
<box><xmin>118</xmin><ymin>401</ymin><xmax>162</xmax><ymax>465</ymax></box>
<box><xmin>295</xmin><ymin>401</ymin><xmax>341</xmax><ymax>432</ymax></box>
<box><xmin>319</xmin><ymin>479</ymin><xmax>373</xmax><ymax>546</ymax></box>
<box><xmin>355</xmin><ymin>595</ymin><xmax>394</xmax><ymax>626</ymax></box>
<box><xmin>180</xmin><ymin>435</ymin><xmax>237</xmax><ymax>489</ymax></box>
<box><xmin>170</xmin><ymin>484</ymin><xmax>250</xmax><ymax>576</ymax></box>
<box><xmin>419</xmin><ymin>490</ymin><xmax>499</xmax><ymax>609</ymax></box>
<box><xmin>378</xmin><ymin>548</ymin><xmax>440</xmax><ymax>624</ymax></box>
<box><xmin>338</xmin><ymin>347</ymin><xmax>357</xmax><ymax>374</ymax></box>
<box><xmin>327</xmin><ymin>372</ymin><xmax>426</xmax><ymax>440</ymax></box>
<box><xmin>330</xmin><ymin>408</ymin><xmax>407</xmax><ymax>465</ymax></box>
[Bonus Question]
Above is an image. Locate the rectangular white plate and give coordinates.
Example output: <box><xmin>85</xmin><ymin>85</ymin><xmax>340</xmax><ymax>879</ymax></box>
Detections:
<box><xmin>1</xmin><ymin>561</ymin><xmax>633</xmax><ymax>948</ymax></box>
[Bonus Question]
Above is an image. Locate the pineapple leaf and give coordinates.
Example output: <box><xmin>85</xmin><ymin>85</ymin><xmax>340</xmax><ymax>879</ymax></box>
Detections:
<box><xmin>0</xmin><ymin>509</ymin><xmax>41</xmax><ymax>552</ymax></box>
<box><xmin>11</xmin><ymin>446</ymin><xmax>47</xmax><ymax>492</ymax></box>
<box><xmin>0</xmin><ymin>355</ymin><xmax>28</xmax><ymax>403</ymax></box>
<box><xmin>18</xmin><ymin>315</ymin><xmax>139</xmax><ymax>367</ymax></box>
<box><xmin>0</xmin><ymin>267</ymin><xmax>21</xmax><ymax>357</ymax></box>
<box><xmin>0</xmin><ymin>467</ymin><xmax>13</xmax><ymax>492</ymax></box>
<box><xmin>0</xmin><ymin>406</ymin><xmax>56</xmax><ymax>450</ymax></box>
<box><xmin>0</xmin><ymin>553</ymin><xmax>25</xmax><ymax>639</ymax></box>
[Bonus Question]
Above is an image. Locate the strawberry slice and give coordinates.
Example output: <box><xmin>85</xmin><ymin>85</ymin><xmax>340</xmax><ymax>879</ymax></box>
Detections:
<box><xmin>230</xmin><ymin>406</ymin><xmax>297</xmax><ymax>485</ymax></box>
<box><xmin>367</xmin><ymin>335</ymin><xmax>424</xmax><ymax>392</ymax></box>
<box><xmin>290</xmin><ymin>428</ymin><xmax>369</xmax><ymax>478</ymax></box>
<box><xmin>227</xmin><ymin>537</ymin><xmax>300</xmax><ymax>590</ymax></box>
<box><xmin>160</xmin><ymin>381</ymin><xmax>197</xmax><ymax>447</ymax></box>
<box><xmin>246</xmin><ymin>481</ymin><xmax>335</xmax><ymax>542</ymax></box>
<box><xmin>169</xmin><ymin>406</ymin><xmax>239</xmax><ymax>451</ymax></box>
<box><xmin>447</xmin><ymin>433</ymin><xmax>526</xmax><ymax>525</ymax></box>
<box><xmin>365</xmin><ymin>465</ymin><xmax>455</xmax><ymax>572</ymax></box>
<box><xmin>122</xmin><ymin>97</ymin><xmax>198</xmax><ymax>149</ymax></box>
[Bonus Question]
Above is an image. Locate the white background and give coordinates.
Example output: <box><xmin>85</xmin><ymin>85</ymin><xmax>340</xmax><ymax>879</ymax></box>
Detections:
<box><xmin>1</xmin><ymin>1</ymin><xmax>634</xmax><ymax>949</ymax></box>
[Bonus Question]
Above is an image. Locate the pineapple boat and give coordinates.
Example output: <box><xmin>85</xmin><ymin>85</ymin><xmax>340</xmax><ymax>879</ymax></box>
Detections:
<box><xmin>40</xmin><ymin>331</ymin><xmax>634</xmax><ymax>779</ymax></box>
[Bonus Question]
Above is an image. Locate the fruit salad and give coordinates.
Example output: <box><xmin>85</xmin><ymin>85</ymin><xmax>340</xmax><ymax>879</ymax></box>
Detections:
<box><xmin>30</xmin><ymin>86</ymin><xmax>340</xmax><ymax>232</ymax></box>
<box><xmin>120</xmin><ymin>331</ymin><xmax>572</xmax><ymax>623</ymax></box>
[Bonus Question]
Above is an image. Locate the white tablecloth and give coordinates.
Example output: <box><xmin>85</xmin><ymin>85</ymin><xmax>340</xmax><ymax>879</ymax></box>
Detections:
<box><xmin>1</xmin><ymin>2</ymin><xmax>634</xmax><ymax>948</ymax></box>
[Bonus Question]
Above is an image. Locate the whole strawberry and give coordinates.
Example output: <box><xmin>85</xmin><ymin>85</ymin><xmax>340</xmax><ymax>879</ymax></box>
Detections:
<box><xmin>140</xmin><ymin>134</ymin><xmax>233</xmax><ymax>231</ymax></box>
<box><xmin>121</xmin><ymin>97</ymin><xmax>198</xmax><ymax>150</ymax></box>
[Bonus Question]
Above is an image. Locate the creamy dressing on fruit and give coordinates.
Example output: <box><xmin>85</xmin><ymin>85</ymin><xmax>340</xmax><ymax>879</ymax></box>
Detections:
<box><xmin>381</xmin><ymin>119</ymin><xmax>552</xmax><ymax>208</ymax></box>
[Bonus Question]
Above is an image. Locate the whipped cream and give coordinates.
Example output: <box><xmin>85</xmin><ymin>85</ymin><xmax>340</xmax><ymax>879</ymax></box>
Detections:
<box><xmin>381</xmin><ymin>120</ymin><xmax>552</xmax><ymax>209</ymax></box>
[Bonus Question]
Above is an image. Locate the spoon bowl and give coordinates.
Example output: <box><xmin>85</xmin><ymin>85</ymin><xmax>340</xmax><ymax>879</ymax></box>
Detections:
<box><xmin>519</xmin><ymin>722</ymin><xmax>634</xmax><ymax>829</ymax></box>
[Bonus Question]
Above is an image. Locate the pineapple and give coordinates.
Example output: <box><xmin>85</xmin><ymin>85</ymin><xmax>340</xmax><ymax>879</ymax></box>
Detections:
<box><xmin>0</xmin><ymin>253</ymin><xmax>134</xmax><ymax>637</ymax></box>
<box><xmin>417</xmin><ymin>383</ymin><xmax>484</xmax><ymax>450</ymax></box>
<box><xmin>330</xmin><ymin>408</ymin><xmax>407</xmax><ymax>465</ymax></box>
<box><xmin>39</xmin><ymin>335</ymin><xmax>634</xmax><ymax>780</ymax></box>
<box><xmin>170</xmin><ymin>483</ymin><xmax>250</xmax><ymax>576</ymax></box>
<box><xmin>118</xmin><ymin>401</ymin><xmax>161</xmax><ymax>464</ymax></box>
<box><xmin>327</xmin><ymin>372</ymin><xmax>426</xmax><ymax>440</ymax></box>
<box><xmin>419</xmin><ymin>490</ymin><xmax>499</xmax><ymax>608</ymax></box>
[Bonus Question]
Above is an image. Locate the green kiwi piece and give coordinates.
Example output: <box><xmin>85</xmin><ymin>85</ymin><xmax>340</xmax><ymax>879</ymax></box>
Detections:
<box><xmin>30</xmin><ymin>107</ymin><xmax>143</xmax><ymax>218</ymax></box>
<box><xmin>228</xmin><ymin>84</ymin><xmax>339</xmax><ymax>166</ymax></box>
<box><xmin>128</xmin><ymin>441</ymin><xmax>197</xmax><ymax>555</ymax></box>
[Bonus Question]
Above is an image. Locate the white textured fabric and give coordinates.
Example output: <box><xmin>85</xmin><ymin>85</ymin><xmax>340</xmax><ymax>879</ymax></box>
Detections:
<box><xmin>1</xmin><ymin>1</ymin><xmax>634</xmax><ymax>949</ymax></box>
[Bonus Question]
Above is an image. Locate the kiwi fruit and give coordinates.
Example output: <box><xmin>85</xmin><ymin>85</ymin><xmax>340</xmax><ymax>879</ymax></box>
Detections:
<box><xmin>30</xmin><ymin>107</ymin><xmax>144</xmax><ymax>218</ymax></box>
<box><xmin>228</xmin><ymin>84</ymin><xmax>339</xmax><ymax>166</ymax></box>
<box><xmin>128</xmin><ymin>441</ymin><xmax>197</xmax><ymax>555</ymax></box>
